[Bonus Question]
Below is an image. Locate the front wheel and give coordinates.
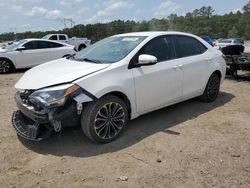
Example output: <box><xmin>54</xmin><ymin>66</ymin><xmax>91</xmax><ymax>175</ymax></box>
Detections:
<box><xmin>0</xmin><ymin>58</ymin><xmax>14</xmax><ymax>73</ymax></box>
<box><xmin>199</xmin><ymin>73</ymin><xmax>221</xmax><ymax>102</ymax></box>
<box><xmin>81</xmin><ymin>95</ymin><xmax>128</xmax><ymax>143</ymax></box>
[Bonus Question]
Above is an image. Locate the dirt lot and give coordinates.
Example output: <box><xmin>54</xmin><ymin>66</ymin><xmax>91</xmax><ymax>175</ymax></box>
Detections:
<box><xmin>0</xmin><ymin>72</ymin><xmax>250</xmax><ymax>188</ymax></box>
<box><xmin>245</xmin><ymin>42</ymin><xmax>250</xmax><ymax>53</ymax></box>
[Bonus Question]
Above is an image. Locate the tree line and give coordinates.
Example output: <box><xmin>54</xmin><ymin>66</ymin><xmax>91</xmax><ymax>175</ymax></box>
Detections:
<box><xmin>1</xmin><ymin>1</ymin><xmax>250</xmax><ymax>42</ymax></box>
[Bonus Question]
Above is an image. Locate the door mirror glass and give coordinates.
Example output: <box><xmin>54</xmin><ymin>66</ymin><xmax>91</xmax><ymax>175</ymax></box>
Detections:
<box><xmin>138</xmin><ymin>54</ymin><xmax>157</xmax><ymax>66</ymax></box>
<box><xmin>16</xmin><ymin>46</ymin><xmax>25</xmax><ymax>51</ymax></box>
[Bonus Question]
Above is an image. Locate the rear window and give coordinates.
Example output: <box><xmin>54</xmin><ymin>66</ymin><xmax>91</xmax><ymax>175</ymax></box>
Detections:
<box><xmin>48</xmin><ymin>42</ymin><xmax>63</xmax><ymax>48</ymax></box>
<box><xmin>175</xmin><ymin>35</ymin><xmax>207</xmax><ymax>58</ymax></box>
<box><xmin>59</xmin><ymin>35</ymin><xmax>66</xmax><ymax>40</ymax></box>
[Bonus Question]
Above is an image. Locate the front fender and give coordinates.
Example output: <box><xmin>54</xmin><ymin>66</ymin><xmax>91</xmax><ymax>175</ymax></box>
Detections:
<box><xmin>73</xmin><ymin>64</ymin><xmax>138</xmax><ymax>119</ymax></box>
<box><xmin>0</xmin><ymin>55</ymin><xmax>16</xmax><ymax>68</ymax></box>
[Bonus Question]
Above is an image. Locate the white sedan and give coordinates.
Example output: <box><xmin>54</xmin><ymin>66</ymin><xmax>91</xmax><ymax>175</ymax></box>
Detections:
<box><xmin>0</xmin><ymin>39</ymin><xmax>76</xmax><ymax>73</ymax></box>
<box><xmin>13</xmin><ymin>31</ymin><xmax>226</xmax><ymax>143</ymax></box>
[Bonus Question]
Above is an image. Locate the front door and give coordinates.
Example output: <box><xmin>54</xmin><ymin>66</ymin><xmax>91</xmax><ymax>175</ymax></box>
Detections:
<box><xmin>15</xmin><ymin>41</ymin><xmax>54</xmax><ymax>68</ymax></box>
<box><xmin>132</xmin><ymin>35</ymin><xmax>183</xmax><ymax>114</ymax></box>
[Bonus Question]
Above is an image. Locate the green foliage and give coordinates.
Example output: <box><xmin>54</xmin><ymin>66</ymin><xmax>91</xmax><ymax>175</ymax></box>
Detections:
<box><xmin>0</xmin><ymin>2</ymin><xmax>250</xmax><ymax>42</ymax></box>
<box><xmin>228</xmin><ymin>26</ymin><xmax>239</xmax><ymax>38</ymax></box>
<box><xmin>243</xmin><ymin>1</ymin><xmax>250</xmax><ymax>13</ymax></box>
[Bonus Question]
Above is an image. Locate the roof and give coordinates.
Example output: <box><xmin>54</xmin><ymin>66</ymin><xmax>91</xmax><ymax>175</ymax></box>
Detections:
<box><xmin>22</xmin><ymin>38</ymin><xmax>71</xmax><ymax>46</ymax></box>
<box><xmin>115</xmin><ymin>31</ymin><xmax>196</xmax><ymax>37</ymax></box>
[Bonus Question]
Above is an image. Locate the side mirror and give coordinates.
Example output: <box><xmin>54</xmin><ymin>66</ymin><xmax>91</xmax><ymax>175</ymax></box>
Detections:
<box><xmin>16</xmin><ymin>46</ymin><xmax>25</xmax><ymax>51</ymax></box>
<box><xmin>137</xmin><ymin>54</ymin><xmax>157</xmax><ymax>66</ymax></box>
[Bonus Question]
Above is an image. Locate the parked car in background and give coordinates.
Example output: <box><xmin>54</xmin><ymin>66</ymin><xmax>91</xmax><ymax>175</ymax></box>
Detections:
<box><xmin>8</xmin><ymin>39</ymin><xmax>20</xmax><ymax>46</ymax></box>
<box><xmin>43</xmin><ymin>34</ymin><xmax>91</xmax><ymax>51</ymax></box>
<box><xmin>0</xmin><ymin>39</ymin><xmax>75</xmax><ymax>73</ymax></box>
<box><xmin>200</xmin><ymin>36</ymin><xmax>214</xmax><ymax>46</ymax></box>
<box><xmin>214</xmin><ymin>38</ymin><xmax>244</xmax><ymax>50</ymax></box>
<box><xmin>234</xmin><ymin>38</ymin><xmax>244</xmax><ymax>45</ymax></box>
<box><xmin>0</xmin><ymin>42</ymin><xmax>8</xmax><ymax>49</ymax></box>
<box><xmin>12</xmin><ymin>31</ymin><xmax>226</xmax><ymax>143</ymax></box>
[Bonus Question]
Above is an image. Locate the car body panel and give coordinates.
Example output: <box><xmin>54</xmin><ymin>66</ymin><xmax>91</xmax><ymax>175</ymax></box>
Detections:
<box><xmin>132</xmin><ymin>58</ymin><xmax>182</xmax><ymax>114</ymax></box>
<box><xmin>15</xmin><ymin>58</ymin><xmax>110</xmax><ymax>90</ymax></box>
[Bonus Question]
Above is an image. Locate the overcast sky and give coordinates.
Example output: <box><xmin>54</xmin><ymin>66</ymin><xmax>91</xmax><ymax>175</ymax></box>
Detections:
<box><xmin>0</xmin><ymin>0</ymin><xmax>248</xmax><ymax>34</ymax></box>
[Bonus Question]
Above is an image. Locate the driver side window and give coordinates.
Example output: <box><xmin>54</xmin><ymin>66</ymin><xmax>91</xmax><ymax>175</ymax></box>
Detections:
<box><xmin>130</xmin><ymin>35</ymin><xmax>175</xmax><ymax>65</ymax></box>
<box><xmin>23</xmin><ymin>41</ymin><xmax>39</xmax><ymax>50</ymax></box>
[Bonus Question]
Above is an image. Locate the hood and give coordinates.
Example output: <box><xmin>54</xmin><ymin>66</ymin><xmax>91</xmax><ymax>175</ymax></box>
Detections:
<box><xmin>0</xmin><ymin>48</ymin><xmax>7</xmax><ymax>53</ymax></box>
<box><xmin>15</xmin><ymin>58</ymin><xmax>110</xmax><ymax>90</ymax></box>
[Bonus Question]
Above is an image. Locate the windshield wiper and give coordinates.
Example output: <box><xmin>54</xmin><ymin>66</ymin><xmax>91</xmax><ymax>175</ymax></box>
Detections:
<box><xmin>66</xmin><ymin>54</ymin><xmax>76</xmax><ymax>59</ymax></box>
<box><xmin>78</xmin><ymin>58</ymin><xmax>103</xmax><ymax>64</ymax></box>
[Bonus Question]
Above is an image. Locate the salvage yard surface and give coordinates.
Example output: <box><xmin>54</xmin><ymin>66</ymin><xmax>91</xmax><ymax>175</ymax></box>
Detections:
<box><xmin>0</xmin><ymin>72</ymin><xmax>250</xmax><ymax>188</ymax></box>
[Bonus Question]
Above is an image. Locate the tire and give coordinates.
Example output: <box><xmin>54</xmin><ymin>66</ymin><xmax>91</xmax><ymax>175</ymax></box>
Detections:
<box><xmin>0</xmin><ymin>58</ymin><xmax>14</xmax><ymax>73</ymax></box>
<box><xmin>199</xmin><ymin>73</ymin><xmax>221</xmax><ymax>102</ymax></box>
<box><xmin>81</xmin><ymin>95</ymin><xmax>128</xmax><ymax>143</ymax></box>
<box><xmin>78</xmin><ymin>44</ymin><xmax>86</xmax><ymax>51</ymax></box>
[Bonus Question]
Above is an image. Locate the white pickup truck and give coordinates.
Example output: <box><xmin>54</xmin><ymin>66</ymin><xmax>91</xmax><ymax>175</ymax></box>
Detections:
<box><xmin>42</xmin><ymin>34</ymin><xmax>91</xmax><ymax>51</ymax></box>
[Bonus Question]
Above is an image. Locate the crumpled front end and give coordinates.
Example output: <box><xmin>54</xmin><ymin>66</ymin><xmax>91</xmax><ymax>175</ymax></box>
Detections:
<box><xmin>12</xmin><ymin>86</ymin><xmax>94</xmax><ymax>141</ymax></box>
<box><xmin>12</xmin><ymin>111</ymin><xmax>52</xmax><ymax>141</ymax></box>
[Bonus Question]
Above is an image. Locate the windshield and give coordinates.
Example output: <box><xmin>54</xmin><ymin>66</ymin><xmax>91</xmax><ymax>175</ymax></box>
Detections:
<box><xmin>42</xmin><ymin>35</ymin><xmax>50</xmax><ymax>39</ymax></box>
<box><xmin>73</xmin><ymin>36</ymin><xmax>147</xmax><ymax>63</ymax></box>
<box><xmin>6</xmin><ymin>39</ymin><xmax>27</xmax><ymax>51</ymax></box>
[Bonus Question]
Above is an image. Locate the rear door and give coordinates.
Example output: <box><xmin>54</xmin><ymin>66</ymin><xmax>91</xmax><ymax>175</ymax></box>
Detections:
<box><xmin>59</xmin><ymin>35</ymin><xmax>68</xmax><ymax>43</ymax></box>
<box><xmin>174</xmin><ymin>35</ymin><xmax>209</xmax><ymax>98</ymax></box>
<box><xmin>46</xmin><ymin>41</ymin><xmax>66</xmax><ymax>59</ymax></box>
<box><xmin>132</xmin><ymin>35</ymin><xmax>183</xmax><ymax>113</ymax></box>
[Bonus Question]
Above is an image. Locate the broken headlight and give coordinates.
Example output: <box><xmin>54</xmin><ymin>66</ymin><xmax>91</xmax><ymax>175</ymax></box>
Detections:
<box><xmin>29</xmin><ymin>84</ymin><xmax>80</xmax><ymax>108</ymax></box>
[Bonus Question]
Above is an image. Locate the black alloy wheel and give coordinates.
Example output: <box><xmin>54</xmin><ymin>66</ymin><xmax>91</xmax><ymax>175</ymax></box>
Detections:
<box><xmin>81</xmin><ymin>95</ymin><xmax>128</xmax><ymax>143</ymax></box>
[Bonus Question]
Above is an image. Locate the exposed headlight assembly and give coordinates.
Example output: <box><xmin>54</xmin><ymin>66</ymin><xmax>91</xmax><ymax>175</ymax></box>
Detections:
<box><xmin>29</xmin><ymin>84</ymin><xmax>80</xmax><ymax>108</ymax></box>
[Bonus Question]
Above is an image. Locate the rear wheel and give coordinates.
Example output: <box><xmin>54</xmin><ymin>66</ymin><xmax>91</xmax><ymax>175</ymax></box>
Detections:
<box><xmin>0</xmin><ymin>58</ymin><xmax>14</xmax><ymax>73</ymax></box>
<box><xmin>81</xmin><ymin>95</ymin><xmax>128</xmax><ymax>143</ymax></box>
<box><xmin>199</xmin><ymin>73</ymin><xmax>221</xmax><ymax>102</ymax></box>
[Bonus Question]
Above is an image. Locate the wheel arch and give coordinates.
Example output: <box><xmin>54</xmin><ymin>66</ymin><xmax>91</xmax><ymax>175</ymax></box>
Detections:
<box><xmin>201</xmin><ymin>69</ymin><xmax>223</xmax><ymax>94</ymax></box>
<box><xmin>213</xmin><ymin>70</ymin><xmax>222</xmax><ymax>79</ymax></box>
<box><xmin>100</xmin><ymin>91</ymin><xmax>132</xmax><ymax>119</ymax></box>
<box><xmin>0</xmin><ymin>57</ymin><xmax>16</xmax><ymax>69</ymax></box>
<box><xmin>78</xmin><ymin>44</ymin><xmax>87</xmax><ymax>51</ymax></box>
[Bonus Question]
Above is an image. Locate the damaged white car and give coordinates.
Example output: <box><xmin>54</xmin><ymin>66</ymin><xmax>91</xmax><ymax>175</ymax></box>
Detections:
<box><xmin>12</xmin><ymin>32</ymin><xmax>226</xmax><ymax>143</ymax></box>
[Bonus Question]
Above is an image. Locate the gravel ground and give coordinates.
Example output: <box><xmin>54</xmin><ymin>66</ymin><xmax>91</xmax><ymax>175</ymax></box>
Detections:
<box><xmin>245</xmin><ymin>42</ymin><xmax>250</xmax><ymax>53</ymax></box>
<box><xmin>0</xmin><ymin>72</ymin><xmax>250</xmax><ymax>188</ymax></box>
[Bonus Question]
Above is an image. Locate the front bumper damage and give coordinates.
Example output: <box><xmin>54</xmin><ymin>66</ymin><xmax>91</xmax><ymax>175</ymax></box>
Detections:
<box><xmin>12</xmin><ymin>90</ymin><xmax>94</xmax><ymax>141</ymax></box>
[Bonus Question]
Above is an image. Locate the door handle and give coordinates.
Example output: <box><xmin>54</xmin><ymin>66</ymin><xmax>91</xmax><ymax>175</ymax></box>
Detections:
<box><xmin>172</xmin><ymin>65</ymin><xmax>183</xmax><ymax>70</ymax></box>
<box><xmin>178</xmin><ymin>64</ymin><xmax>183</xmax><ymax>69</ymax></box>
<box><xmin>172</xmin><ymin>65</ymin><xmax>178</xmax><ymax>69</ymax></box>
<box><xmin>206</xmin><ymin>57</ymin><xmax>212</xmax><ymax>61</ymax></box>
